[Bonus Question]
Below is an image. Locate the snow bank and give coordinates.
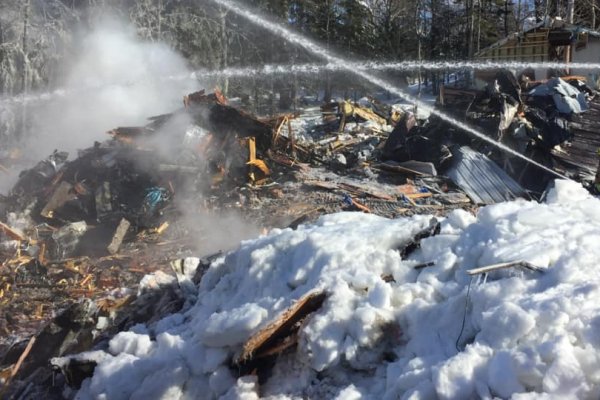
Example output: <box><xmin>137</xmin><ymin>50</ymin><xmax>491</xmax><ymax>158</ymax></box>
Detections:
<box><xmin>75</xmin><ymin>180</ymin><xmax>600</xmax><ymax>399</ymax></box>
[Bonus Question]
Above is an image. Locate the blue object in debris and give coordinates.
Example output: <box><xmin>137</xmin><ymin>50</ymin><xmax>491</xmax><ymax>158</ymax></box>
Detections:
<box><xmin>143</xmin><ymin>187</ymin><xmax>169</xmax><ymax>213</ymax></box>
<box><xmin>342</xmin><ymin>193</ymin><xmax>354</xmax><ymax>207</ymax></box>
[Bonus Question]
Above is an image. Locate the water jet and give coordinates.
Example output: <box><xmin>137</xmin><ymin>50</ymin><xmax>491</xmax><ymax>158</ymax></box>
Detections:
<box><xmin>208</xmin><ymin>0</ymin><xmax>574</xmax><ymax>180</ymax></box>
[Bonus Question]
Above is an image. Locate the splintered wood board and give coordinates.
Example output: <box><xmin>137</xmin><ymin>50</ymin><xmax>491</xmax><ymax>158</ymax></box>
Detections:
<box><xmin>235</xmin><ymin>290</ymin><xmax>327</xmax><ymax>364</ymax></box>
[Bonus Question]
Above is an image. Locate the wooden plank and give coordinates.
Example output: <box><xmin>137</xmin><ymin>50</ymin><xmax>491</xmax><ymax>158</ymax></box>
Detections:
<box><xmin>338</xmin><ymin>182</ymin><xmax>395</xmax><ymax>201</ymax></box>
<box><xmin>248</xmin><ymin>137</ymin><xmax>256</xmax><ymax>162</ymax></box>
<box><xmin>373</xmin><ymin>162</ymin><xmax>427</xmax><ymax>176</ymax></box>
<box><xmin>272</xmin><ymin>116</ymin><xmax>287</xmax><ymax>146</ymax></box>
<box><xmin>235</xmin><ymin>290</ymin><xmax>327</xmax><ymax>365</ymax></box>
<box><xmin>304</xmin><ymin>180</ymin><xmax>340</xmax><ymax>191</ymax></box>
<box><xmin>287</xmin><ymin>117</ymin><xmax>296</xmax><ymax>158</ymax></box>
<box><xmin>247</xmin><ymin>159</ymin><xmax>271</xmax><ymax>175</ymax></box>
<box><xmin>41</xmin><ymin>181</ymin><xmax>77</xmax><ymax>219</ymax></box>
<box><xmin>353</xmin><ymin>106</ymin><xmax>387</xmax><ymax>126</ymax></box>
<box><xmin>11</xmin><ymin>336</ymin><xmax>36</xmax><ymax>378</ymax></box>
<box><xmin>0</xmin><ymin>221</ymin><xmax>26</xmax><ymax>241</ymax></box>
<box><xmin>405</xmin><ymin>192</ymin><xmax>432</xmax><ymax>200</ymax></box>
<box><xmin>107</xmin><ymin>218</ymin><xmax>131</xmax><ymax>255</ymax></box>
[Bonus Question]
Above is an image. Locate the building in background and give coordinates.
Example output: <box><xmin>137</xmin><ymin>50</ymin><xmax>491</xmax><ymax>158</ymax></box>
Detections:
<box><xmin>476</xmin><ymin>17</ymin><xmax>600</xmax><ymax>88</ymax></box>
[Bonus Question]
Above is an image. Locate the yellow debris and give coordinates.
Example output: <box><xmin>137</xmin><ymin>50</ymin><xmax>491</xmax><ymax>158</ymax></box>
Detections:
<box><xmin>247</xmin><ymin>159</ymin><xmax>271</xmax><ymax>176</ymax></box>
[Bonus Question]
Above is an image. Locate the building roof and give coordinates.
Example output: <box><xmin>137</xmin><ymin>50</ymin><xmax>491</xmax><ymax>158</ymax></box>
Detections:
<box><xmin>475</xmin><ymin>17</ymin><xmax>600</xmax><ymax>58</ymax></box>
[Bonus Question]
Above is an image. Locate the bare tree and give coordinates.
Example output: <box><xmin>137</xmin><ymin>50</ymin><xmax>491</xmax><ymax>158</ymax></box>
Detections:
<box><xmin>575</xmin><ymin>0</ymin><xmax>600</xmax><ymax>29</ymax></box>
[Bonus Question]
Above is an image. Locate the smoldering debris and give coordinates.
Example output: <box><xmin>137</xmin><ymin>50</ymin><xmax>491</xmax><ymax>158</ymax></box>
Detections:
<box><xmin>1</xmin><ymin>67</ymin><xmax>600</xmax><ymax>397</ymax></box>
<box><xmin>0</xmin><ymin>18</ymin><xmax>196</xmax><ymax>195</ymax></box>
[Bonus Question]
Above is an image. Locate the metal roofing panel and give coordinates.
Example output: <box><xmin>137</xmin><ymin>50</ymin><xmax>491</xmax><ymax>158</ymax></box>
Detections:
<box><xmin>446</xmin><ymin>146</ymin><xmax>529</xmax><ymax>205</ymax></box>
<box><xmin>551</xmin><ymin>97</ymin><xmax>600</xmax><ymax>179</ymax></box>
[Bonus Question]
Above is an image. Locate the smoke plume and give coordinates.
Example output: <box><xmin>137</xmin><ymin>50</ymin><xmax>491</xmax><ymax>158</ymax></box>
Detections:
<box><xmin>1</xmin><ymin>17</ymin><xmax>198</xmax><ymax>193</ymax></box>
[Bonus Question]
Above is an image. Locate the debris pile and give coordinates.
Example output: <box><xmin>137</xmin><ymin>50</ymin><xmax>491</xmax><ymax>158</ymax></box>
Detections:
<box><xmin>2</xmin><ymin>69</ymin><xmax>600</xmax><ymax>398</ymax></box>
<box><xmin>437</xmin><ymin>72</ymin><xmax>600</xmax><ymax>192</ymax></box>
<box><xmin>0</xmin><ymin>87</ymin><xmax>470</xmax><ymax>398</ymax></box>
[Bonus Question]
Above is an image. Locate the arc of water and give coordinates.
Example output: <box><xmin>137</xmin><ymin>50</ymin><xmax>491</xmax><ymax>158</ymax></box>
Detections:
<box><xmin>361</xmin><ymin>60</ymin><xmax>600</xmax><ymax>71</ymax></box>
<box><xmin>4</xmin><ymin>59</ymin><xmax>600</xmax><ymax>106</ymax></box>
<box><xmin>209</xmin><ymin>0</ymin><xmax>569</xmax><ymax>180</ymax></box>
<box><xmin>187</xmin><ymin>60</ymin><xmax>600</xmax><ymax>79</ymax></box>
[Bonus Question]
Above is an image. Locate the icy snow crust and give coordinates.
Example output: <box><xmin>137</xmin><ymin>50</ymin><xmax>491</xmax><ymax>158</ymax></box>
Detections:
<box><xmin>76</xmin><ymin>180</ymin><xmax>600</xmax><ymax>399</ymax></box>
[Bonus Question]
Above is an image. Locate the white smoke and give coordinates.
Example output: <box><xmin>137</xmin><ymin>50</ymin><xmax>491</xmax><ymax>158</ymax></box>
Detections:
<box><xmin>34</xmin><ymin>18</ymin><xmax>195</xmax><ymax>153</ymax></box>
<box><xmin>0</xmin><ymin>17</ymin><xmax>199</xmax><ymax>193</ymax></box>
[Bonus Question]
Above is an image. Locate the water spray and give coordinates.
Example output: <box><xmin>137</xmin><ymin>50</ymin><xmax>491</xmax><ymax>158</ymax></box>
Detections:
<box><xmin>186</xmin><ymin>60</ymin><xmax>600</xmax><ymax>80</ymax></box>
<box><xmin>3</xmin><ymin>58</ymin><xmax>600</xmax><ymax>107</ymax></box>
<box><xmin>0</xmin><ymin>82</ymin><xmax>140</xmax><ymax>106</ymax></box>
<box><xmin>209</xmin><ymin>0</ymin><xmax>570</xmax><ymax>180</ymax></box>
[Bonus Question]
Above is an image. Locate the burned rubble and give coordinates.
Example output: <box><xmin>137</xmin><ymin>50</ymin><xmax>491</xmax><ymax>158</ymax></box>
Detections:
<box><xmin>438</xmin><ymin>71</ymin><xmax>600</xmax><ymax>193</ymax></box>
<box><xmin>1</xmin><ymin>68</ymin><xmax>600</xmax><ymax>397</ymax></box>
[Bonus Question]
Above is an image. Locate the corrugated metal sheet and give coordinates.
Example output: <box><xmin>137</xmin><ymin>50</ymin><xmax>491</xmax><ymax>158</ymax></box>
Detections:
<box><xmin>446</xmin><ymin>146</ymin><xmax>529</xmax><ymax>205</ymax></box>
<box><xmin>552</xmin><ymin>97</ymin><xmax>600</xmax><ymax>179</ymax></box>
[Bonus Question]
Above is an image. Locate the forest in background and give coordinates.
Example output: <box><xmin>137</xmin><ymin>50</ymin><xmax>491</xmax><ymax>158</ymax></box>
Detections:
<box><xmin>1</xmin><ymin>0</ymin><xmax>600</xmax><ymax>144</ymax></box>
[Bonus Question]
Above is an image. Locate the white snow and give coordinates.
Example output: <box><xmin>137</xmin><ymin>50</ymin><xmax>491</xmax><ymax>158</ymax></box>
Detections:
<box><xmin>72</xmin><ymin>179</ymin><xmax>600</xmax><ymax>399</ymax></box>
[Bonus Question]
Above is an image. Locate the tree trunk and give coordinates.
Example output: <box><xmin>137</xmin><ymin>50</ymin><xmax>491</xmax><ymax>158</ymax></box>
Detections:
<box><xmin>534</xmin><ymin>0</ymin><xmax>544</xmax><ymax>20</ymax></box>
<box><xmin>269</xmin><ymin>33</ymin><xmax>276</xmax><ymax>114</ymax></box>
<box><xmin>477</xmin><ymin>0</ymin><xmax>482</xmax><ymax>52</ymax></box>
<box><xmin>567</xmin><ymin>0</ymin><xmax>575</xmax><ymax>23</ymax></box>
<box><xmin>466</xmin><ymin>0</ymin><xmax>474</xmax><ymax>58</ymax></box>
<box><xmin>292</xmin><ymin>48</ymin><xmax>298</xmax><ymax>111</ymax></box>
<box><xmin>21</xmin><ymin>0</ymin><xmax>29</xmax><ymax>95</ymax></box>
<box><xmin>430</xmin><ymin>0</ymin><xmax>441</xmax><ymax>94</ymax></box>
<box><xmin>324</xmin><ymin>0</ymin><xmax>332</xmax><ymax>103</ymax></box>
<box><xmin>415</xmin><ymin>0</ymin><xmax>423</xmax><ymax>115</ymax></box>
<box><xmin>516</xmin><ymin>0</ymin><xmax>522</xmax><ymax>32</ymax></box>
<box><xmin>504</xmin><ymin>0</ymin><xmax>510</xmax><ymax>37</ymax></box>
<box><xmin>566</xmin><ymin>0</ymin><xmax>575</xmax><ymax>73</ymax></box>
<box><xmin>219</xmin><ymin>6</ymin><xmax>229</xmax><ymax>96</ymax></box>
<box><xmin>253</xmin><ymin>78</ymin><xmax>259</xmax><ymax>115</ymax></box>
<box><xmin>157</xmin><ymin>0</ymin><xmax>162</xmax><ymax>40</ymax></box>
<box><xmin>0</xmin><ymin>20</ymin><xmax>4</xmax><ymax>78</ymax></box>
<box><xmin>20</xmin><ymin>0</ymin><xmax>31</xmax><ymax>141</ymax></box>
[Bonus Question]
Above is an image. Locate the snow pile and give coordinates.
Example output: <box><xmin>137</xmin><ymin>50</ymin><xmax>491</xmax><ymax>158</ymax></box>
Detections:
<box><xmin>74</xmin><ymin>180</ymin><xmax>600</xmax><ymax>399</ymax></box>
